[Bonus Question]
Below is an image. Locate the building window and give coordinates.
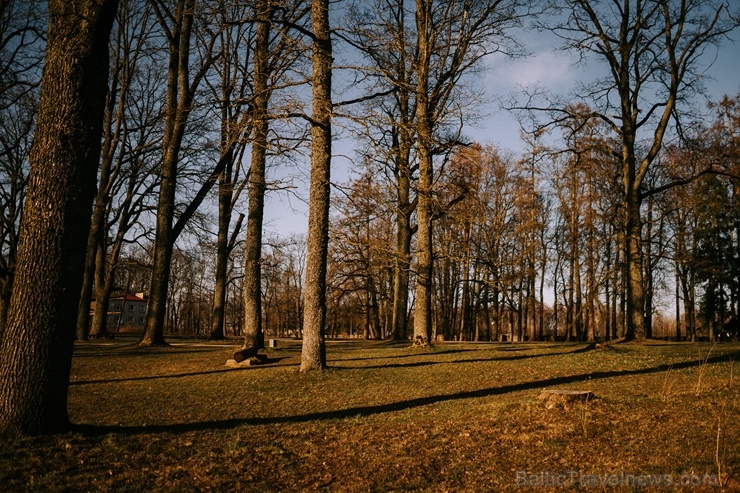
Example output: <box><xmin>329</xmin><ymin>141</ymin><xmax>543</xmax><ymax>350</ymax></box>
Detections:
<box><xmin>129</xmin><ymin>305</ymin><xmax>135</xmax><ymax>311</ymax></box>
<box><xmin>139</xmin><ymin>305</ymin><xmax>145</xmax><ymax>313</ymax></box>
<box><xmin>127</xmin><ymin>316</ymin><xmax>134</xmax><ymax>323</ymax></box>
<box><xmin>139</xmin><ymin>317</ymin><xmax>145</xmax><ymax>324</ymax></box>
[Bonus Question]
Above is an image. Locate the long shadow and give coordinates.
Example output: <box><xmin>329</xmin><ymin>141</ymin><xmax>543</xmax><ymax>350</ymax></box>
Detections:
<box><xmin>74</xmin><ymin>351</ymin><xmax>738</xmax><ymax>437</ymax></box>
<box><xmin>332</xmin><ymin>344</ymin><xmax>596</xmax><ymax>370</ymax></box>
<box><xmin>331</xmin><ymin>347</ymin><xmax>475</xmax><ymax>363</ymax></box>
<box><xmin>69</xmin><ymin>357</ymin><xmax>293</xmax><ymax>385</ymax></box>
<box><xmin>72</xmin><ymin>345</ymin><xmax>232</xmax><ymax>359</ymax></box>
<box><xmin>328</xmin><ymin>343</ymin><xmax>585</xmax><ymax>364</ymax></box>
<box><xmin>69</xmin><ymin>346</ymin><xmax>591</xmax><ymax>385</ymax></box>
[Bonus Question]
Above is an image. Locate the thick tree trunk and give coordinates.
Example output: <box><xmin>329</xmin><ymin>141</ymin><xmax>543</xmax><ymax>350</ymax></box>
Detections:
<box><xmin>300</xmin><ymin>0</ymin><xmax>331</xmax><ymax>372</ymax></box>
<box><xmin>624</xmin><ymin>183</ymin><xmax>644</xmax><ymax>341</ymax></box>
<box><xmin>0</xmin><ymin>0</ymin><xmax>117</xmax><ymax>436</ymax></box>
<box><xmin>388</xmin><ymin>0</ymin><xmax>414</xmax><ymax>343</ymax></box>
<box><xmin>140</xmin><ymin>183</ymin><xmax>175</xmax><ymax>345</ymax></box>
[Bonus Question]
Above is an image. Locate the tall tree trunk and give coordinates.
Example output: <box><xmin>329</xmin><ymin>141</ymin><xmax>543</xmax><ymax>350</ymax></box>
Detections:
<box><xmin>300</xmin><ymin>0</ymin><xmax>331</xmax><ymax>372</ymax></box>
<box><xmin>387</xmin><ymin>0</ymin><xmax>414</xmax><ymax>343</ymax></box>
<box><xmin>75</xmin><ymin>64</ymin><xmax>120</xmax><ymax>341</ymax></box>
<box><xmin>412</xmin><ymin>0</ymin><xmax>433</xmax><ymax>346</ymax></box>
<box><xmin>675</xmin><ymin>267</ymin><xmax>681</xmax><ymax>342</ymax></box>
<box><xmin>242</xmin><ymin>0</ymin><xmax>272</xmax><ymax>351</ymax></box>
<box><xmin>624</xmin><ymin>180</ymin><xmax>644</xmax><ymax>340</ymax></box>
<box><xmin>0</xmin><ymin>0</ymin><xmax>117</xmax><ymax>436</ymax></box>
<box><xmin>140</xmin><ymin>0</ymin><xmax>194</xmax><ymax>346</ymax></box>
<box><xmin>391</xmin><ymin>146</ymin><xmax>413</xmax><ymax>341</ymax></box>
<box><xmin>89</xmin><ymin>238</ymin><xmax>110</xmax><ymax>338</ymax></box>
<box><xmin>209</xmin><ymin>147</ymin><xmax>234</xmax><ymax>341</ymax></box>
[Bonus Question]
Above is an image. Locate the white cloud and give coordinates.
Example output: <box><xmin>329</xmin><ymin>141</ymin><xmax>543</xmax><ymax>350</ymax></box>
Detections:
<box><xmin>488</xmin><ymin>49</ymin><xmax>579</xmax><ymax>92</ymax></box>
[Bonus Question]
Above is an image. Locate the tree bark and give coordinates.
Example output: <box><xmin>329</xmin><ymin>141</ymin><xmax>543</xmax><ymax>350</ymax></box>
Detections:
<box><xmin>88</xmin><ymin>237</ymin><xmax>110</xmax><ymax>338</ymax></box>
<box><xmin>412</xmin><ymin>0</ymin><xmax>433</xmax><ymax>347</ymax></box>
<box><xmin>300</xmin><ymin>0</ymin><xmax>331</xmax><ymax>372</ymax></box>
<box><xmin>0</xmin><ymin>0</ymin><xmax>118</xmax><ymax>436</ymax></box>
<box><xmin>209</xmin><ymin>148</ymin><xmax>234</xmax><ymax>341</ymax></box>
<box><xmin>242</xmin><ymin>0</ymin><xmax>272</xmax><ymax>351</ymax></box>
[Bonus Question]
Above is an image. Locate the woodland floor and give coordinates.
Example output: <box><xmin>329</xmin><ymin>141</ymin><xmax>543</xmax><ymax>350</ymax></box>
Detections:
<box><xmin>0</xmin><ymin>337</ymin><xmax>739</xmax><ymax>492</ymax></box>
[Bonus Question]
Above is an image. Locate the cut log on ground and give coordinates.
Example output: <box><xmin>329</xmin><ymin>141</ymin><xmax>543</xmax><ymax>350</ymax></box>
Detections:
<box><xmin>233</xmin><ymin>346</ymin><xmax>259</xmax><ymax>363</ymax></box>
<box><xmin>225</xmin><ymin>355</ymin><xmax>268</xmax><ymax>368</ymax></box>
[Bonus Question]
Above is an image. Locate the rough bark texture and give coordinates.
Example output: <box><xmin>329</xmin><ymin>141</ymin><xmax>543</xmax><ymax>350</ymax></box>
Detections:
<box><xmin>242</xmin><ymin>0</ymin><xmax>271</xmax><ymax>351</ymax></box>
<box><xmin>412</xmin><ymin>0</ymin><xmax>433</xmax><ymax>346</ymax></box>
<box><xmin>0</xmin><ymin>0</ymin><xmax>118</xmax><ymax>436</ymax></box>
<box><xmin>624</xmin><ymin>151</ymin><xmax>644</xmax><ymax>341</ymax></box>
<box><xmin>88</xmin><ymin>240</ymin><xmax>110</xmax><ymax>338</ymax></box>
<box><xmin>300</xmin><ymin>0</ymin><xmax>331</xmax><ymax>372</ymax></box>
<box><xmin>391</xmin><ymin>101</ymin><xmax>414</xmax><ymax>342</ymax></box>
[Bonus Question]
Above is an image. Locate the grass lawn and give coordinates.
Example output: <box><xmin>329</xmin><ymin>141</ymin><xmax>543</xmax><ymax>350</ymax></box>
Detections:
<box><xmin>1</xmin><ymin>338</ymin><xmax>738</xmax><ymax>492</ymax></box>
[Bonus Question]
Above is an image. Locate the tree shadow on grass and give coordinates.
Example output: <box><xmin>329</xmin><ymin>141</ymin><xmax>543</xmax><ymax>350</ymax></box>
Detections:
<box><xmin>73</xmin><ymin>351</ymin><xmax>739</xmax><ymax>437</ymax></box>
<box><xmin>331</xmin><ymin>347</ymin><xmax>474</xmax><ymax>363</ymax></box>
<box><xmin>69</xmin><ymin>357</ymin><xmax>294</xmax><ymax>385</ymax></box>
<box><xmin>72</xmin><ymin>344</ymin><xmax>233</xmax><ymax>359</ymax></box>
<box><xmin>332</xmin><ymin>344</ymin><xmax>596</xmax><ymax>370</ymax></box>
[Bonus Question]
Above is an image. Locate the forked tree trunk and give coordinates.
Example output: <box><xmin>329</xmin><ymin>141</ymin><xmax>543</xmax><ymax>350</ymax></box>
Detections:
<box><xmin>140</xmin><ymin>0</ymin><xmax>194</xmax><ymax>346</ymax></box>
<box><xmin>300</xmin><ymin>0</ymin><xmax>332</xmax><ymax>372</ymax></box>
<box><xmin>0</xmin><ymin>0</ymin><xmax>118</xmax><ymax>436</ymax></box>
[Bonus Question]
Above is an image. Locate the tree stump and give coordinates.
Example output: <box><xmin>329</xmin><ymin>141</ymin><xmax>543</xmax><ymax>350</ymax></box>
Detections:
<box><xmin>538</xmin><ymin>389</ymin><xmax>595</xmax><ymax>409</ymax></box>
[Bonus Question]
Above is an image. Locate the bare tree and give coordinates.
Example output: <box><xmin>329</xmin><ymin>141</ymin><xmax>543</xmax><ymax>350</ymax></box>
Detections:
<box><xmin>412</xmin><ymin>0</ymin><xmax>526</xmax><ymax>346</ymax></box>
<box><xmin>77</xmin><ymin>0</ymin><xmax>162</xmax><ymax>340</ymax></box>
<box><xmin>206</xmin><ymin>0</ymin><xmax>252</xmax><ymax>341</ymax></box>
<box><xmin>341</xmin><ymin>0</ymin><xmax>418</xmax><ymax>342</ymax></box>
<box><xmin>139</xmin><ymin>0</ymin><xmax>220</xmax><ymax>346</ymax></box>
<box><xmin>542</xmin><ymin>0</ymin><xmax>739</xmax><ymax>339</ymax></box>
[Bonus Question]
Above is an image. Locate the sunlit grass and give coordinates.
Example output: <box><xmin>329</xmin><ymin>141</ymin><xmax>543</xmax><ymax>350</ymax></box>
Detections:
<box><xmin>1</xmin><ymin>338</ymin><xmax>738</xmax><ymax>491</ymax></box>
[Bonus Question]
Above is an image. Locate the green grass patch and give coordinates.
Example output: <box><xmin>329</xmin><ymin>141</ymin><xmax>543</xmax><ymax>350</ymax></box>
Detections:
<box><xmin>1</xmin><ymin>339</ymin><xmax>738</xmax><ymax>491</ymax></box>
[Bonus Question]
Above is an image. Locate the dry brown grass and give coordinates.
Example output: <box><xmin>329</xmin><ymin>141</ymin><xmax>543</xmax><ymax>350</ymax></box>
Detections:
<box><xmin>1</xmin><ymin>338</ymin><xmax>738</xmax><ymax>492</ymax></box>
